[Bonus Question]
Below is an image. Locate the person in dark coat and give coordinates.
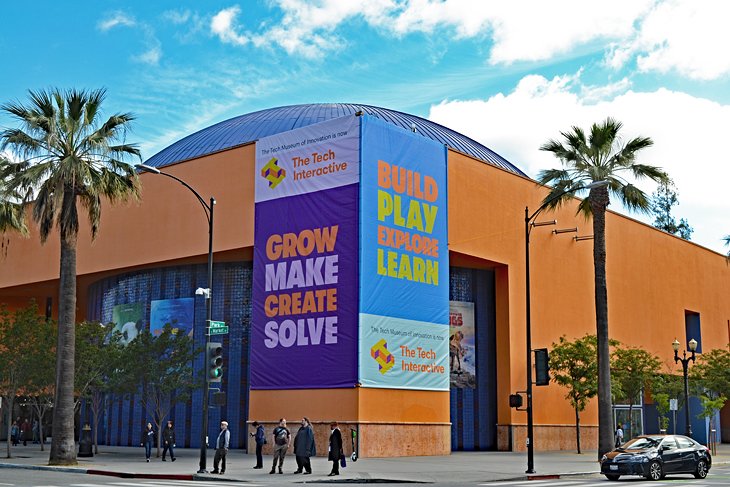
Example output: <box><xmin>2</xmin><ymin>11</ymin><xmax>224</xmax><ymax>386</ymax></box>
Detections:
<box><xmin>21</xmin><ymin>419</ymin><xmax>31</xmax><ymax>446</ymax></box>
<box><xmin>141</xmin><ymin>422</ymin><xmax>155</xmax><ymax>462</ymax></box>
<box><xmin>250</xmin><ymin>421</ymin><xmax>266</xmax><ymax>469</ymax></box>
<box><xmin>293</xmin><ymin>417</ymin><xmax>316</xmax><ymax>474</ymax></box>
<box><xmin>328</xmin><ymin>421</ymin><xmax>343</xmax><ymax>476</ymax></box>
<box><xmin>162</xmin><ymin>420</ymin><xmax>176</xmax><ymax>461</ymax></box>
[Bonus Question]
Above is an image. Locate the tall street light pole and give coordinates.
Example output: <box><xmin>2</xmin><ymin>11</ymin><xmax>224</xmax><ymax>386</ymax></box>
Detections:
<box><xmin>524</xmin><ymin>180</ymin><xmax>608</xmax><ymax>474</ymax></box>
<box><xmin>673</xmin><ymin>338</ymin><xmax>697</xmax><ymax>438</ymax></box>
<box><xmin>136</xmin><ymin>164</ymin><xmax>216</xmax><ymax>473</ymax></box>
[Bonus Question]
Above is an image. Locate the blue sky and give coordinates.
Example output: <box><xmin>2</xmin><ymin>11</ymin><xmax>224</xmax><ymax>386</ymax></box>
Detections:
<box><xmin>1</xmin><ymin>1</ymin><xmax>729</xmax><ymax>253</ymax></box>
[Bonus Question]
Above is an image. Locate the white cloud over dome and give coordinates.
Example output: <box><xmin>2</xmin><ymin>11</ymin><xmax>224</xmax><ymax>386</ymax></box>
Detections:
<box><xmin>428</xmin><ymin>74</ymin><xmax>730</xmax><ymax>253</ymax></box>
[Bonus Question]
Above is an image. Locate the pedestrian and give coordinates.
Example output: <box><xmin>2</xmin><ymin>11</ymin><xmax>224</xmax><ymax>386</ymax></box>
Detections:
<box><xmin>211</xmin><ymin>420</ymin><xmax>230</xmax><ymax>475</ymax></box>
<box><xmin>293</xmin><ymin>417</ymin><xmax>316</xmax><ymax>475</ymax></box>
<box><xmin>161</xmin><ymin>420</ymin><xmax>176</xmax><ymax>461</ymax></box>
<box><xmin>21</xmin><ymin>419</ymin><xmax>31</xmax><ymax>446</ymax></box>
<box><xmin>270</xmin><ymin>418</ymin><xmax>290</xmax><ymax>474</ymax></box>
<box><xmin>141</xmin><ymin>422</ymin><xmax>155</xmax><ymax>462</ymax></box>
<box><xmin>328</xmin><ymin>421</ymin><xmax>343</xmax><ymax>477</ymax></box>
<box><xmin>250</xmin><ymin>421</ymin><xmax>266</xmax><ymax>469</ymax></box>
<box><xmin>32</xmin><ymin>419</ymin><xmax>39</xmax><ymax>444</ymax></box>
<box><xmin>615</xmin><ymin>425</ymin><xmax>624</xmax><ymax>447</ymax></box>
<box><xmin>10</xmin><ymin>421</ymin><xmax>19</xmax><ymax>446</ymax></box>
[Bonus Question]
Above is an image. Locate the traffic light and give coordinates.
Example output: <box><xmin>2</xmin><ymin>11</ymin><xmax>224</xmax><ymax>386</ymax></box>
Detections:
<box><xmin>534</xmin><ymin>348</ymin><xmax>550</xmax><ymax>386</ymax></box>
<box><xmin>207</xmin><ymin>342</ymin><xmax>223</xmax><ymax>383</ymax></box>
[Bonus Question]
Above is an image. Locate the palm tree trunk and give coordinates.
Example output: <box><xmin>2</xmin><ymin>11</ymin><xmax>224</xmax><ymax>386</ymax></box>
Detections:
<box><xmin>49</xmin><ymin>231</ymin><xmax>78</xmax><ymax>465</ymax></box>
<box><xmin>591</xmin><ymin>187</ymin><xmax>613</xmax><ymax>459</ymax></box>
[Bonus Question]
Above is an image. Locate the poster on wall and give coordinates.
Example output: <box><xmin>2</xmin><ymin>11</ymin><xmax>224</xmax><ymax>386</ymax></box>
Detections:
<box><xmin>111</xmin><ymin>302</ymin><xmax>144</xmax><ymax>345</ymax></box>
<box><xmin>358</xmin><ymin>115</ymin><xmax>450</xmax><ymax>391</ymax></box>
<box><xmin>150</xmin><ymin>298</ymin><xmax>194</xmax><ymax>337</ymax></box>
<box><xmin>449</xmin><ymin>301</ymin><xmax>476</xmax><ymax>389</ymax></box>
<box><xmin>250</xmin><ymin>115</ymin><xmax>361</xmax><ymax>389</ymax></box>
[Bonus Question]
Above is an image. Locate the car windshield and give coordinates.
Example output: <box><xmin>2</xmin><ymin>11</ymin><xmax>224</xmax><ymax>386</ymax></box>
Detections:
<box><xmin>620</xmin><ymin>437</ymin><xmax>661</xmax><ymax>450</ymax></box>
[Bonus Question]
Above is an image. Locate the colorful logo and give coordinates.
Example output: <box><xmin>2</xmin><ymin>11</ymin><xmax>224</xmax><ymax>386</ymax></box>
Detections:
<box><xmin>261</xmin><ymin>157</ymin><xmax>286</xmax><ymax>188</ymax></box>
<box><xmin>371</xmin><ymin>338</ymin><xmax>395</xmax><ymax>374</ymax></box>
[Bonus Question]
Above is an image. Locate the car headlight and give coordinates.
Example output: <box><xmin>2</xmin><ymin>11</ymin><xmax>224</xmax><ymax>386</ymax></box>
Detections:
<box><xmin>629</xmin><ymin>455</ymin><xmax>649</xmax><ymax>463</ymax></box>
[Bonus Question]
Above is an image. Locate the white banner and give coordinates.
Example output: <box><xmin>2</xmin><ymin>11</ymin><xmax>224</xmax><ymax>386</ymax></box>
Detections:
<box><xmin>255</xmin><ymin>115</ymin><xmax>360</xmax><ymax>203</ymax></box>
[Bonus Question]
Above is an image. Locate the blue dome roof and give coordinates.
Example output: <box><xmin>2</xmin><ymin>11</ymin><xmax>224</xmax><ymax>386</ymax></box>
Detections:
<box><xmin>144</xmin><ymin>103</ymin><xmax>524</xmax><ymax>175</ymax></box>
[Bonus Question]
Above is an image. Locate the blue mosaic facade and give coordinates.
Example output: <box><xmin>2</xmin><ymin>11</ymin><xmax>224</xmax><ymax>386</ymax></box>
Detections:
<box><xmin>84</xmin><ymin>264</ymin><xmax>498</xmax><ymax>451</ymax></box>
<box><xmin>85</xmin><ymin>262</ymin><xmax>253</xmax><ymax>449</ymax></box>
<box><xmin>449</xmin><ymin>267</ymin><xmax>498</xmax><ymax>450</ymax></box>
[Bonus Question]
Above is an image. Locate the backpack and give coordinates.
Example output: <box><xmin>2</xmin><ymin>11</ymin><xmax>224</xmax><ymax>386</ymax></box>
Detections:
<box><xmin>275</xmin><ymin>427</ymin><xmax>288</xmax><ymax>446</ymax></box>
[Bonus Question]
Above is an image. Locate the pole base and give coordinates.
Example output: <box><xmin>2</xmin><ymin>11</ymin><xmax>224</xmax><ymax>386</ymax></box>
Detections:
<box><xmin>526</xmin><ymin>469</ymin><xmax>536</xmax><ymax>474</ymax></box>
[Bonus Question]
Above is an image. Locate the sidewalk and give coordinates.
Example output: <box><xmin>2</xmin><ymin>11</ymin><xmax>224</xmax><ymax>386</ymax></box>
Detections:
<box><xmin>1</xmin><ymin>443</ymin><xmax>729</xmax><ymax>483</ymax></box>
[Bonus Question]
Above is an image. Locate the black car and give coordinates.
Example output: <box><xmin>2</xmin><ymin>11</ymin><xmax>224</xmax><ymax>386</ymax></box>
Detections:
<box><xmin>600</xmin><ymin>434</ymin><xmax>711</xmax><ymax>481</ymax></box>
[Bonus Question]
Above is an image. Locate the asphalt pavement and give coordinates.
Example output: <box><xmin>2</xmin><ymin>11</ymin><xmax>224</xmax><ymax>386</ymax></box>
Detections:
<box><xmin>1</xmin><ymin>442</ymin><xmax>729</xmax><ymax>484</ymax></box>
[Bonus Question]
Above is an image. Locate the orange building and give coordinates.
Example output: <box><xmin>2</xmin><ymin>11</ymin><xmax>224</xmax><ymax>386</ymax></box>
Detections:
<box><xmin>1</xmin><ymin>104</ymin><xmax>729</xmax><ymax>457</ymax></box>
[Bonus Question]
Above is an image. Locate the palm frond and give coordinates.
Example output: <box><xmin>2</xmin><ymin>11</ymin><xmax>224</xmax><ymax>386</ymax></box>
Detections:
<box><xmin>618</xmin><ymin>184</ymin><xmax>651</xmax><ymax>213</ymax></box>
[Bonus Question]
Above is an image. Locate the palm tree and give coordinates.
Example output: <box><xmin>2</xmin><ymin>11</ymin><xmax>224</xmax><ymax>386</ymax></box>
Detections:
<box><xmin>724</xmin><ymin>235</ymin><xmax>730</xmax><ymax>261</ymax></box>
<box><xmin>0</xmin><ymin>155</ymin><xmax>28</xmax><ymax>235</ymax></box>
<box><xmin>0</xmin><ymin>88</ymin><xmax>140</xmax><ymax>465</ymax></box>
<box><xmin>538</xmin><ymin>117</ymin><xmax>668</xmax><ymax>458</ymax></box>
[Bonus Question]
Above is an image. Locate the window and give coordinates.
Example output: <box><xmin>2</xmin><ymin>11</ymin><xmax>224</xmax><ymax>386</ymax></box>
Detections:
<box><xmin>661</xmin><ymin>438</ymin><xmax>678</xmax><ymax>450</ymax></box>
<box><xmin>685</xmin><ymin>311</ymin><xmax>702</xmax><ymax>353</ymax></box>
<box><xmin>676</xmin><ymin>436</ymin><xmax>694</xmax><ymax>448</ymax></box>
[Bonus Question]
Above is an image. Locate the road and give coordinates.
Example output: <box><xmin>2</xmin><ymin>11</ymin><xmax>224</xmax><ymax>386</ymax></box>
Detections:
<box><xmin>0</xmin><ymin>466</ymin><xmax>729</xmax><ymax>486</ymax></box>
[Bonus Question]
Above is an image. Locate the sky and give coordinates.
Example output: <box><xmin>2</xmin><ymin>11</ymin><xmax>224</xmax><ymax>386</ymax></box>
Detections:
<box><xmin>1</xmin><ymin>0</ymin><xmax>728</xmax><ymax>253</ymax></box>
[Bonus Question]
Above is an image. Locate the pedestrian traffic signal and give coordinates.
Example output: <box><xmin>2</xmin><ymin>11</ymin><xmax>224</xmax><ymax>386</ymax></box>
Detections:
<box><xmin>207</xmin><ymin>342</ymin><xmax>223</xmax><ymax>383</ymax></box>
<box><xmin>534</xmin><ymin>348</ymin><xmax>550</xmax><ymax>386</ymax></box>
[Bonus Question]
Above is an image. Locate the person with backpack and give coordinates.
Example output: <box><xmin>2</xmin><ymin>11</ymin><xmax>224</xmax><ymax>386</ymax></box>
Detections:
<box><xmin>270</xmin><ymin>418</ymin><xmax>290</xmax><ymax>474</ymax></box>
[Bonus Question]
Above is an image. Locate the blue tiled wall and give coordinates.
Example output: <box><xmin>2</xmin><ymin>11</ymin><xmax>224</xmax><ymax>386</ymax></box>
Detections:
<box><xmin>87</xmin><ymin>262</ymin><xmax>252</xmax><ymax>449</ymax></box>
<box><xmin>449</xmin><ymin>267</ymin><xmax>498</xmax><ymax>450</ymax></box>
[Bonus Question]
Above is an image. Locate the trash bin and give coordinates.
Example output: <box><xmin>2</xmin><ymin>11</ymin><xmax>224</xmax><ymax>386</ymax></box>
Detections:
<box><xmin>78</xmin><ymin>424</ymin><xmax>93</xmax><ymax>457</ymax></box>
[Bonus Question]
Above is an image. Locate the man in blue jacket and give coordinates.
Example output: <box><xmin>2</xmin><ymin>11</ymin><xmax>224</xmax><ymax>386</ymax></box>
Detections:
<box><xmin>251</xmin><ymin>421</ymin><xmax>266</xmax><ymax>469</ymax></box>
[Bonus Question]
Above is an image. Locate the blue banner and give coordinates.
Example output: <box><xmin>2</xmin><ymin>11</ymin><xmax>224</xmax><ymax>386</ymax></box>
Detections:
<box><xmin>358</xmin><ymin>116</ymin><xmax>449</xmax><ymax>391</ymax></box>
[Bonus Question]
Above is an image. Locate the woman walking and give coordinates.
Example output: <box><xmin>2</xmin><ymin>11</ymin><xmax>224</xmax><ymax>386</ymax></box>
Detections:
<box><xmin>141</xmin><ymin>422</ymin><xmax>155</xmax><ymax>462</ymax></box>
<box><xmin>293</xmin><ymin>417</ymin><xmax>316</xmax><ymax>474</ymax></box>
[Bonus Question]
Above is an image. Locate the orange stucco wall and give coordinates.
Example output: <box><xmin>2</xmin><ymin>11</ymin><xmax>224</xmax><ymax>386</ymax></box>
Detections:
<box><xmin>2</xmin><ymin>134</ymin><xmax>729</xmax><ymax>454</ymax></box>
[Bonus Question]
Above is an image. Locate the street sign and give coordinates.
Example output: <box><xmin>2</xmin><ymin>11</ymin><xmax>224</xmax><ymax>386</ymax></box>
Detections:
<box><xmin>670</xmin><ymin>398</ymin><xmax>678</xmax><ymax>411</ymax></box>
<box><xmin>208</xmin><ymin>320</ymin><xmax>229</xmax><ymax>335</ymax></box>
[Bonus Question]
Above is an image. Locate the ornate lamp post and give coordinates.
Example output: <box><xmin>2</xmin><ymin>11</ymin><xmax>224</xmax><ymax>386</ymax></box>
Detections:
<box><xmin>673</xmin><ymin>338</ymin><xmax>697</xmax><ymax>438</ymax></box>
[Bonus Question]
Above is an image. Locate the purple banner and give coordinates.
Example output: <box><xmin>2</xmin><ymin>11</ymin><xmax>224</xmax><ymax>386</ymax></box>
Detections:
<box><xmin>250</xmin><ymin>184</ymin><xmax>359</xmax><ymax>389</ymax></box>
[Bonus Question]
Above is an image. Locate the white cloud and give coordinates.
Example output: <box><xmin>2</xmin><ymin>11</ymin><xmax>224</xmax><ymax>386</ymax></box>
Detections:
<box><xmin>428</xmin><ymin>74</ymin><xmax>730</xmax><ymax>253</ymax></box>
<box><xmin>609</xmin><ymin>0</ymin><xmax>730</xmax><ymax>80</ymax></box>
<box><xmin>211</xmin><ymin>6</ymin><xmax>250</xmax><ymax>46</ymax></box>
<box><xmin>234</xmin><ymin>0</ymin><xmax>730</xmax><ymax>79</ymax></box>
<box><xmin>98</xmin><ymin>11</ymin><xmax>136</xmax><ymax>31</ymax></box>
<box><xmin>162</xmin><ymin>9</ymin><xmax>192</xmax><ymax>25</ymax></box>
<box><xmin>134</xmin><ymin>45</ymin><xmax>162</xmax><ymax>65</ymax></box>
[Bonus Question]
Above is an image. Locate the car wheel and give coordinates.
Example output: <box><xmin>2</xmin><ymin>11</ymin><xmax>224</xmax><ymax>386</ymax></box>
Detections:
<box><xmin>645</xmin><ymin>460</ymin><xmax>663</xmax><ymax>481</ymax></box>
<box><xmin>694</xmin><ymin>459</ymin><xmax>709</xmax><ymax>479</ymax></box>
<box><xmin>604</xmin><ymin>474</ymin><xmax>620</xmax><ymax>481</ymax></box>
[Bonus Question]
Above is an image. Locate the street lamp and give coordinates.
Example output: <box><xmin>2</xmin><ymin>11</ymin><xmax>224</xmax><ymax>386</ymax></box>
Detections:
<box><xmin>136</xmin><ymin>164</ymin><xmax>216</xmax><ymax>473</ymax></box>
<box><xmin>523</xmin><ymin>180</ymin><xmax>608</xmax><ymax>473</ymax></box>
<box><xmin>673</xmin><ymin>337</ymin><xmax>698</xmax><ymax>438</ymax></box>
